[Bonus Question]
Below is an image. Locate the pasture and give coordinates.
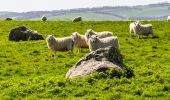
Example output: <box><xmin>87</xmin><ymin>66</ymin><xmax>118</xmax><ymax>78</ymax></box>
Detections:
<box><xmin>0</xmin><ymin>20</ymin><xmax>170</xmax><ymax>99</ymax></box>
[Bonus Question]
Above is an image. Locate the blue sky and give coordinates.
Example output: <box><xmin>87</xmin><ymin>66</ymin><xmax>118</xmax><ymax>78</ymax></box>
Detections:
<box><xmin>0</xmin><ymin>0</ymin><xmax>169</xmax><ymax>12</ymax></box>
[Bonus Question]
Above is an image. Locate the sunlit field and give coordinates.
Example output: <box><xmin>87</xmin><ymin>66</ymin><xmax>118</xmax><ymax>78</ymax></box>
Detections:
<box><xmin>0</xmin><ymin>20</ymin><xmax>170</xmax><ymax>99</ymax></box>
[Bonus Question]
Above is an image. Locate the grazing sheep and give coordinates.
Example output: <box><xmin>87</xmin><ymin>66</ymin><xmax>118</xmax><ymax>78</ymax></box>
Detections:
<box><xmin>71</xmin><ymin>32</ymin><xmax>88</xmax><ymax>52</ymax></box>
<box><xmin>73</xmin><ymin>16</ymin><xmax>82</xmax><ymax>22</ymax></box>
<box><xmin>42</xmin><ymin>16</ymin><xmax>47</xmax><ymax>21</ymax></box>
<box><xmin>88</xmin><ymin>35</ymin><xmax>119</xmax><ymax>52</ymax></box>
<box><xmin>167</xmin><ymin>16</ymin><xmax>170</xmax><ymax>21</ymax></box>
<box><xmin>46</xmin><ymin>35</ymin><xmax>74</xmax><ymax>58</ymax></box>
<box><xmin>134</xmin><ymin>21</ymin><xmax>154</xmax><ymax>37</ymax></box>
<box><xmin>85</xmin><ymin>29</ymin><xmax>113</xmax><ymax>44</ymax></box>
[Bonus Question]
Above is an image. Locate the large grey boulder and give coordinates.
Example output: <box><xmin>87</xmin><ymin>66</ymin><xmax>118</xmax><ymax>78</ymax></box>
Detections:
<box><xmin>9</xmin><ymin>26</ymin><xmax>44</xmax><ymax>41</ymax></box>
<box><xmin>66</xmin><ymin>46</ymin><xmax>127</xmax><ymax>78</ymax></box>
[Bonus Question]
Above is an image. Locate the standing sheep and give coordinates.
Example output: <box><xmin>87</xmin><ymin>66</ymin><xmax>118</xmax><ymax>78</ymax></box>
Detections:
<box><xmin>88</xmin><ymin>35</ymin><xmax>119</xmax><ymax>52</ymax></box>
<box><xmin>134</xmin><ymin>22</ymin><xmax>154</xmax><ymax>37</ymax></box>
<box><xmin>129</xmin><ymin>21</ymin><xmax>141</xmax><ymax>34</ymax></box>
<box><xmin>73</xmin><ymin>16</ymin><xmax>82</xmax><ymax>22</ymax></box>
<box><xmin>85</xmin><ymin>29</ymin><xmax>113</xmax><ymax>44</ymax></box>
<box><xmin>71</xmin><ymin>32</ymin><xmax>88</xmax><ymax>52</ymax></box>
<box><xmin>167</xmin><ymin>16</ymin><xmax>170</xmax><ymax>21</ymax></box>
<box><xmin>42</xmin><ymin>16</ymin><xmax>47</xmax><ymax>21</ymax></box>
<box><xmin>46</xmin><ymin>35</ymin><xmax>74</xmax><ymax>58</ymax></box>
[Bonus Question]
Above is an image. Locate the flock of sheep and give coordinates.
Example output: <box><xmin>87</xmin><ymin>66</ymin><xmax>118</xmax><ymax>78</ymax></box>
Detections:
<box><xmin>7</xmin><ymin>15</ymin><xmax>170</xmax><ymax>59</ymax></box>
<box><xmin>46</xmin><ymin>20</ymin><xmax>154</xmax><ymax>58</ymax></box>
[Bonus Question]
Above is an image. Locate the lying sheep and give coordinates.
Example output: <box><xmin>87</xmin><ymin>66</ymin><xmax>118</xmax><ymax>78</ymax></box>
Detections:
<box><xmin>46</xmin><ymin>35</ymin><xmax>74</xmax><ymax>58</ymax></box>
<box><xmin>73</xmin><ymin>16</ymin><xmax>82</xmax><ymax>22</ymax></box>
<box><xmin>85</xmin><ymin>29</ymin><xmax>113</xmax><ymax>44</ymax></box>
<box><xmin>71</xmin><ymin>32</ymin><xmax>88</xmax><ymax>52</ymax></box>
<box><xmin>167</xmin><ymin>16</ymin><xmax>170</xmax><ymax>21</ymax></box>
<box><xmin>88</xmin><ymin>35</ymin><xmax>119</xmax><ymax>52</ymax></box>
<box><xmin>42</xmin><ymin>16</ymin><xmax>47</xmax><ymax>21</ymax></box>
<box><xmin>134</xmin><ymin>21</ymin><xmax>154</xmax><ymax>37</ymax></box>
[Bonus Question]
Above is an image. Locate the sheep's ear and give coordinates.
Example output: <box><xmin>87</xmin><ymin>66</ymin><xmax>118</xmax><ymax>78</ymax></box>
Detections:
<box><xmin>134</xmin><ymin>22</ymin><xmax>136</xmax><ymax>26</ymax></box>
<box><xmin>76</xmin><ymin>32</ymin><xmax>79</xmax><ymax>35</ymax></box>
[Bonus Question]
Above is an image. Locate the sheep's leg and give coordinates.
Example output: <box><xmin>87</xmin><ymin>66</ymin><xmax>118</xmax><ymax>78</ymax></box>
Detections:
<box><xmin>78</xmin><ymin>48</ymin><xmax>81</xmax><ymax>53</ymax></box>
<box><xmin>138</xmin><ymin>35</ymin><xmax>141</xmax><ymax>39</ymax></box>
<box><xmin>78</xmin><ymin>48</ymin><xmax>80</xmax><ymax>53</ymax></box>
<box><xmin>53</xmin><ymin>51</ymin><xmax>57</xmax><ymax>58</ymax></box>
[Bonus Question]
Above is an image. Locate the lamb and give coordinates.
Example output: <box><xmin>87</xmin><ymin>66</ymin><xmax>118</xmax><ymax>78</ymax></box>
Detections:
<box><xmin>42</xmin><ymin>16</ymin><xmax>47</xmax><ymax>21</ymax></box>
<box><xmin>71</xmin><ymin>32</ymin><xmax>88</xmax><ymax>52</ymax></box>
<box><xmin>88</xmin><ymin>35</ymin><xmax>119</xmax><ymax>52</ymax></box>
<box><xmin>46</xmin><ymin>35</ymin><xmax>74</xmax><ymax>58</ymax></box>
<box><xmin>73</xmin><ymin>16</ymin><xmax>82</xmax><ymax>22</ymax></box>
<box><xmin>85</xmin><ymin>29</ymin><xmax>113</xmax><ymax>44</ymax></box>
<box><xmin>167</xmin><ymin>16</ymin><xmax>170</xmax><ymax>21</ymax></box>
<box><xmin>134</xmin><ymin>21</ymin><xmax>154</xmax><ymax>37</ymax></box>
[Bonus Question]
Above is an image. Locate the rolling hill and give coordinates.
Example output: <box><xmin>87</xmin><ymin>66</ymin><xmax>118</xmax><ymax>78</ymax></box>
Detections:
<box><xmin>0</xmin><ymin>2</ymin><xmax>170</xmax><ymax>20</ymax></box>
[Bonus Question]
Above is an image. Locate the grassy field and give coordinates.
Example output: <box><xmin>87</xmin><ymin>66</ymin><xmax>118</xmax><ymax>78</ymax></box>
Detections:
<box><xmin>0</xmin><ymin>20</ymin><xmax>170</xmax><ymax>99</ymax></box>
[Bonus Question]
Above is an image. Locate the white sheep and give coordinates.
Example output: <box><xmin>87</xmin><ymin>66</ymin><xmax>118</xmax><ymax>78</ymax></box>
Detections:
<box><xmin>85</xmin><ymin>29</ymin><xmax>113</xmax><ymax>44</ymax></box>
<box><xmin>129</xmin><ymin>21</ymin><xmax>141</xmax><ymax>34</ymax></box>
<box><xmin>46</xmin><ymin>35</ymin><xmax>74</xmax><ymax>58</ymax></box>
<box><xmin>134</xmin><ymin>22</ymin><xmax>154</xmax><ymax>37</ymax></box>
<box><xmin>71</xmin><ymin>32</ymin><xmax>88</xmax><ymax>52</ymax></box>
<box><xmin>88</xmin><ymin>35</ymin><xmax>119</xmax><ymax>52</ymax></box>
<box><xmin>73</xmin><ymin>16</ymin><xmax>82</xmax><ymax>22</ymax></box>
<box><xmin>167</xmin><ymin>16</ymin><xmax>170</xmax><ymax>21</ymax></box>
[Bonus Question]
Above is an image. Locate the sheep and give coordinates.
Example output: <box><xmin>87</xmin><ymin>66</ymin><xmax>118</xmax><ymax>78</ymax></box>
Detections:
<box><xmin>71</xmin><ymin>32</ymin><xmax>88</xmax><ymax>52</ymax></box>
<box><xmin>85</xmin><ymin>29</ymin><xmax>113</xmax><ymax>44</ymax></box>
<box><xmin>73</xmin><ymin>16</ymin><xmax>82</xmax><ymax>22</ymax></box>
<box><xmin>134</xmin><ymin>21</ymin><xmax>154</xmax><ymax>37</ymax></box>
<box><xmin>167</xmin><ymin>16</ymin><xmax>170</xmax><ymax>21</ymax></box>
<box><xmin>88</xmin><ymin>35</ymin><xmax>119</xmax><ymax>52</ymax></box>
<box><xmin>129</xmin><ymin>21</ymin><xmax>141</xmax><ymax>34</ymax></box>
<box><xmin>46</xmin><ymin>35</ymin><xmax>74</xmax><ymax>58</ymax></box>
<box><xmin>42</xmin><ymin>16</ymin><xmax>47</xmax><ymax>21</ymax></box>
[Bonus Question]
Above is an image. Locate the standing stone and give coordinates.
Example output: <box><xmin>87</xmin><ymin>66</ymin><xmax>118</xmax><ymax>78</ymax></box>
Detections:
<box><xmin>66</xmin><ymin>46</ymin><xmax>127</xmax><ymax>78</ymax></box>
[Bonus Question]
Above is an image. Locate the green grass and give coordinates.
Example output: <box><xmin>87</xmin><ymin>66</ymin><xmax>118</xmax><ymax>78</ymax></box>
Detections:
<box><xmin>0</xmin><ymin>20</ymin><xmax>170</xmax><ymax>99</ymax></box>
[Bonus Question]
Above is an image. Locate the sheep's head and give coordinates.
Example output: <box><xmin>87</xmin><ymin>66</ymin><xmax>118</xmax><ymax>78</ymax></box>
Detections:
<box><xmin>134</xmin><ymin>21</ymin><xmax>141</xmax><ymax>28</ymax></box>
<box><xmin>71</xmin><ymin>32</ymin><xmax>79</xmax><ymax>41</ymax></box>
<box><xmin>89</xmin><ymin>35</ymin><xmax>97</xmax><ymax>44</ymax></box>
<box><xmin>46</xmin><ymin>35</ymin><xmax>54</xmax><ymax>41</ymax></box>
<box><xmin>85</xmin><ymin>29</ymin><xmax>95</xmax><ymax>39</ymax></box>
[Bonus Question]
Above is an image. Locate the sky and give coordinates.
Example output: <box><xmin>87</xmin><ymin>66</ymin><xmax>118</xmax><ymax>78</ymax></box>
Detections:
<box><xmin>0</xmin><ymin>0</ymin><xmax>169</xmax><ymax>12</ymax></box>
